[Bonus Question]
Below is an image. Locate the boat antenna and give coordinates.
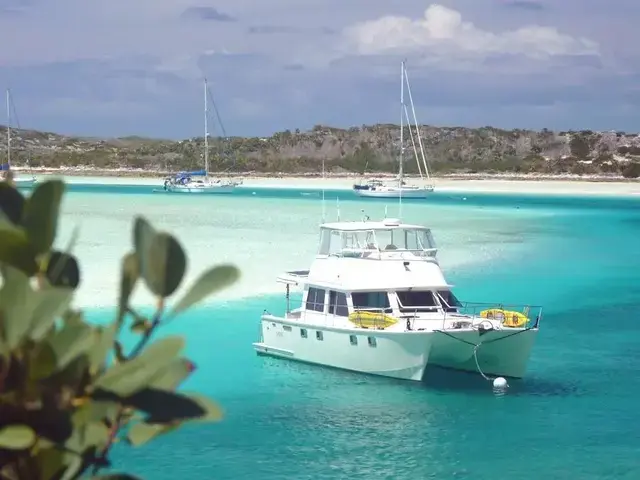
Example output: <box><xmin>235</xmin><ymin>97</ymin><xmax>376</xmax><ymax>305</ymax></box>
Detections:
<box><xmin>5</xmin><ymin>89</ymin><xmax>10</xmax><ymax>172</ymax></box>
<box><xmin>398</xmin><ymin>59</ymin><xmax>405</xmax><ymax>220</ymax></box>
<box><xmin>336</xmin><ymin>197</ymin><xmax>340</xmax><ymax>221</ymax></box>
<box><xmin>203</xmin><ymin>78</ymin><xmax>209</xmax><ymax>181</ymax></box>
<box><xmin>321</xmin><ymin>156</ymin><xmax>326</xmax><ymax>222</ymax></box>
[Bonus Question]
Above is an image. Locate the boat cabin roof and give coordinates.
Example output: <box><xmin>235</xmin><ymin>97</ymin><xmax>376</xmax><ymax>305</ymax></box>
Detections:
<box><xmin>320</xmin><ymin>218</ymin><xmax>426</xmax><ymax>231</ymax></box>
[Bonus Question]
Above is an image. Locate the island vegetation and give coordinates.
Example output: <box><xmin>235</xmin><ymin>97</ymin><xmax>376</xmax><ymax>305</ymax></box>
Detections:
<box><xmin>2</xmin><ymin>124</ymin><xmax>640</xmax><ymax>179</ymax></box>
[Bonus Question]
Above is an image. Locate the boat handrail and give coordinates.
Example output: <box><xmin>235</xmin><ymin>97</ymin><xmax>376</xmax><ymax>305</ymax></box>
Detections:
<box><xmin>444</xmin><ymin>302</ymin><xmax>544</xmax><ymax>329</ymax></box>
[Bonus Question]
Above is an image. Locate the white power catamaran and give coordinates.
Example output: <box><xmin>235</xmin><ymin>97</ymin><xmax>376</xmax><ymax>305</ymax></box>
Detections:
<box><xmin>353</xmin><ymin>61</ymin><xmax>434</xmax><ymax>198</ymax></box>
<box><xmin>253</xmin><ymin>214</ymin><xmax>542</xmax><ymax>382</ymax></box>
<box><xmin>161</xmin><ymin>79</ymin><xmax>241</xmax><ymax>194</ymax></box>
<box><xmin>2</xmin><ymin>89</ymin><xmax>37</xmax><ymax>188</ymax></box>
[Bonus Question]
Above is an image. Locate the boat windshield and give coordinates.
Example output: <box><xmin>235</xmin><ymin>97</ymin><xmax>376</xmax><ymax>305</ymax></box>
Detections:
<box><xmin>318</xmin><ymin>227</ymin><xmax>436</xmax><ymax>257</ymax></box>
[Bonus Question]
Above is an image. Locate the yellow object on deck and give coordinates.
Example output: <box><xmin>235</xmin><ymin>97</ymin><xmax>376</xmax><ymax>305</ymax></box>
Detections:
<box><xmin>348</xmin><ymin>311</ymin><xmax>397</xmax><ymax>329</ymax></box>
<box><xmin>480</xmin><ymin>308</ymin><xmax>529</xmax><ymax>328</ymax></box>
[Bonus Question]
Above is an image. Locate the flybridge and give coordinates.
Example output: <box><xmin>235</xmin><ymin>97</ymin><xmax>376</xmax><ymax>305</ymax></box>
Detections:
<box><xmin>316</xmin><ymin>217</ymin><xmax>438</xmax><ymax>260</ymax></box>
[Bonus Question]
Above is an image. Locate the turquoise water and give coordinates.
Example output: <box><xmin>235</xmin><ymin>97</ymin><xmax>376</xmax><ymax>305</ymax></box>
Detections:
<box><xmin>49</xmin><ymin>183</ymin><xmax>640</xmax><ymax>479</ymax></box>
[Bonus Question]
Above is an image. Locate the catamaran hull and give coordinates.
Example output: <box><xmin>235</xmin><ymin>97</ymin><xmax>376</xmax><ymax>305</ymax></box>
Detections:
<box><xmin>164</xmin><ymin>185</ymin><xmax>236</xmax><ymax>194</ymax></box>
<box><xmin>353</xmin><ymin>187</ymin><xmax>434</xmax><ymax>198</ymax></box>
<box><xmin>429</xmin><ymin>327</ymin><xmax>539</xmax><ymax>378</ymax></box>
<box><xmin>253</xmin><ymin>316</ymin><xmax>433</xmax><ymax>381</ymax></box>
<box><xmin>254</xmin><ymin>316</ymin><xmax>538</xmax><ymax>380</ymax></box>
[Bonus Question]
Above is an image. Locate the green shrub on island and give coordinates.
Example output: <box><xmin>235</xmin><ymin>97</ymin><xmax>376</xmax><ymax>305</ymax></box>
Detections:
<box><xmin>0</xmin><ymin>177</ymin><xmax>239</xmax><ymax>479</ymax></box>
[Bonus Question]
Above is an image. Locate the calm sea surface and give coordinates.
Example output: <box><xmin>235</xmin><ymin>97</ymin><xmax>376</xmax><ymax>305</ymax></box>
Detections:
<box><xmin>43</xmin><ymin>181</ymin><xmax>640</xmax><ymax>479</ymax></box>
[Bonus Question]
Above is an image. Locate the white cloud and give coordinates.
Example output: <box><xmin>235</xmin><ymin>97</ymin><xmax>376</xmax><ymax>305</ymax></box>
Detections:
<box><xmin>343</xmin><ymin>4</ymin><xmax>599</xmax><ymax>61</ymax></box>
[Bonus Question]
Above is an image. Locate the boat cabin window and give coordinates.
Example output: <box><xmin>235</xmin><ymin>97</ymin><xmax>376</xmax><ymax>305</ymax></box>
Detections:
<box><xmin>305</xmin><ymin>287</ymin><xmax>326</xmax><ymax>312</ymax></box>
<box><xmin>396</xmin><ymin>290</ymin><xmax>438</xmax><ymax>312</ymax></box>
<box><xmin>318</xmin><ymin>228</ymin><xmax>377</xmax><ymax>257</ymax></box>
<box><xmin>317</xmin><ymin>227</ymin><xmax>437</xmax><ymax>257</ymax></box>
<box><xmin>328</xmin><ymin>291</ymin><xmax>349</xmax><ymax>317</ymax></box>
<box><xmin>374</xmin><ymin>228</ymin><xmax>437</xmax><ymax>253</ymax></box>
<box><xmin>437</xmin><ymin>290</ymin><xmax>462</xmax><ymax>312</ymax></box>
<box><xmin>351</xmin><ymin>291</ymin><xmax>392</xmax><ymax>314</ymax></box>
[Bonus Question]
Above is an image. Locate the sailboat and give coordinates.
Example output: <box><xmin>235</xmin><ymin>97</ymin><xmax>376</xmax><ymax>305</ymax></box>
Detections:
<box><xmin>1</xmin><ymin>89</ymin><xmax>37</xmax><ymax>188</ymax></box>
<box><xmin>161</xmin><ymin>78</ymin><xmax>240</xmax><ymax>194</ymax></box>
<box><xmin>353</xmin><ymin>61</ymin><xmax>434</xmax><ymax>198</ymax></box>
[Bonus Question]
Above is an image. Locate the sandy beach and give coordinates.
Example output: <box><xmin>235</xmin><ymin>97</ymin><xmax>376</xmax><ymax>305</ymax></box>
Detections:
<box><xmin>13</xmin><ymin>166</ymin><xmax>640</xmax><ymax>196</ymax></box>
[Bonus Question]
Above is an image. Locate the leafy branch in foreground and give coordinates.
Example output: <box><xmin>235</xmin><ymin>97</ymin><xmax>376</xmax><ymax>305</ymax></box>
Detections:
<box><xmin>0</xmin><ymin>178</ymin><xmax>240</xmax><ymax>479</ymax></box>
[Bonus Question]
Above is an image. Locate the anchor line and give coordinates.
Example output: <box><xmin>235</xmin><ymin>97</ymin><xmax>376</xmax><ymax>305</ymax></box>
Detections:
<box><xmin>434</xmin><ymin>327</ymin><xmax>534</xmax><ymax>381</ymax></box>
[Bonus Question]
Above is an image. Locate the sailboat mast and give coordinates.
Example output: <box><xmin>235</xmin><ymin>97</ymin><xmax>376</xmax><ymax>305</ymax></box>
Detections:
<box><xmin>204</xmin><ymin>78</ymin><xmax>209</xmax><ymax>180</ymax></box>
<box><xmin>6</xmin><ymin>89</ymin><xmax>10</xmax><ymax>168</ymax></box>
<box><xmin>398</xmin><ymin>61</ymin><xmax>404</xmax><ymax>186</ymax></box>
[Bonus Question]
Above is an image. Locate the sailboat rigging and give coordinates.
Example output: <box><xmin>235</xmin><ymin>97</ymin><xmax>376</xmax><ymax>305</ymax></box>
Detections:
<box><xmin>2</xmin><ymin>89</ymin><xmax>37</xmax><ymax>188</ymax></box>
<box><xmin>160</xmin><ymin>78</ymin><xmax>240</xmax><ymax>194</ymax></box>
<box><xmin>353</xmin><ymin>61</ymin><xmax>434</xmax><ymax>198</ymax></box>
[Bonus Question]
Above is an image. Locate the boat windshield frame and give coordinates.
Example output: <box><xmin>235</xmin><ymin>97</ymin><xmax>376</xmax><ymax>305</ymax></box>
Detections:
<box><xmin>317</xmin><ymin>226</ymin><xmax>437</xmax><ymax>258</ymax></box>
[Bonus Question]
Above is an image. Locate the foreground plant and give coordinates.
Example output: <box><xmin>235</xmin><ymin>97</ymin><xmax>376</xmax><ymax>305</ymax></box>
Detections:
<box><xmin>0</xmin><ymin>179</ymin><xmax>239</xmax><ymax>479</ymax></box>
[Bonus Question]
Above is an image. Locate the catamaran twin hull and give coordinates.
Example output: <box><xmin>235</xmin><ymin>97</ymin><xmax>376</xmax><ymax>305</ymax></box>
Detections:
<box><xmin>353</xmin><ymin>186</ymin><xmax>434</xmax><ymax>199</ymax></box>
<box><xmin>254</xmin><ymin>316</ymin><xmax>538</xmax><ymax>382</ymax></box>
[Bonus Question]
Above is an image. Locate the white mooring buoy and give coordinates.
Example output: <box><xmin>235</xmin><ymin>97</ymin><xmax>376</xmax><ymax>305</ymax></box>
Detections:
<box><xmin>493</xmin><ymin>377</ymin><xmax>508</xmax><ymax>389</ymax></box>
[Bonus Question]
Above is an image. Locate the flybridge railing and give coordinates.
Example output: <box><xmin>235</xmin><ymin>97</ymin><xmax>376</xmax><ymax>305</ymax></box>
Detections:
<box><xmin>328</xmin><ymin>247</ymin><xmax>438</xmax><ymax>260</ymax></box>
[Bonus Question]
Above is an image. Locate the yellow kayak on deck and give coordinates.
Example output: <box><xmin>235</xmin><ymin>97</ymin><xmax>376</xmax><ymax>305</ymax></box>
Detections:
<box><xmin>480</xmin><ymin>308</ymin><xmax>529</xmax><ymax>328</ymax></box>
<box><xmin>348</xmin><ymin>311</ymin><xmax>397</xmax><ymax>329</ymax></box>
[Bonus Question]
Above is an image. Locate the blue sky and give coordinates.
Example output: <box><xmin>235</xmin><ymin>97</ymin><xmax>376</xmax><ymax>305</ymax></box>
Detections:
<box><xmin>0</xmin><ymin>0</ymin><xmax>637</xmax><ymax>138</ymax></box>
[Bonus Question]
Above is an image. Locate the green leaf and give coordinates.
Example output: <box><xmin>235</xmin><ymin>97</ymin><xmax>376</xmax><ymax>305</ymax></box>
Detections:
<box><xmin>28</xmin><ymin>286</ymin><xmax>74</xmax><ymax>341</ymax></box>
<box><xmin>185</xmin><ymin>393</ymin><xmax>224</xmax><ymax>422</ymax></box>
<box><xmin>29</xmin><ymin>342</ymin><xmax>57</xmax><ymax>380</ymax></box>
<box><xmin>59</xmin><ymin>455</ymin><xmax>83</xmax><ymax>480</ymax></box>
<box><xmin>141</xmin><ymin>232</ymin><xmax>187</xmax><ymax>298</ymax></box>
<box><xmin>35</xmin><ymin>447</ymin><xmax>66</xmax><ymax>480</ymax></box>
<box><xmin>148</xmin><ymin>357</ymin><xmax>195</xmax><ymax>390</ymax></box>
<box><xmin>0</xmin><ymin>182</ymin><xmax>25</xmax><ymax>224</ymax></box>
<box><xmin>0</xmin><ymin>424</ymin><xmax>36</xmax><ymax>450</ymax></box>
<box><xmin>133</xmin><ymin>216</ymin><xmax>156</xmax><ymax>259</ymax></box>
<box><xmin>95</xmin><ymin>387</ymin><xmax>213</xmax><ymax>424</ymax></box>
<box><xmin>0</xmin><ymin>217</ymin><xmax>38</xmax><ymax>275</ymax></box>
<box><xmin>21</xmin><ymin>179</ymin><xmax>65</xmax><ymax>254</ymax></box>
<box><xmin>93</xmin><ymin>336</ymin><xmax>185</xmax><ymax>397</ymax></box>
<box><xmin>48</xmin><ymin>323</ymin><xmax>95</xmax><ymax>371</ymax></box>
<box><xmin>127</xmin><ymin>422</ymin><xmax>169</xmax><ymax>447</ymax></box>
<box><xmin>62</xmin><ymin>309</ymin><xmax>85</xmax><ymax>328</ymax></box>
<box><xmin>170</xmin><ymin>264</ymin><xmax>240</xmax><ymax>318</ymax></box>
<box><xmin>45</xmin><ymin>251</ymin><xmax>81</xmax><ymax>289</ymax></box>
<box><xmin>89</xmin><ymin>322</ymin><xmax>118</xmax><ymax>375</ymax></box>
<box><xmin>0</xmin><ymin>265</ymin><xmax>36</xmax><ymax>348</ymax></box>
<box><xmin>118</xmin><ymin>252</ymin><xmax>139</xmax><ymax>320</ymax></box>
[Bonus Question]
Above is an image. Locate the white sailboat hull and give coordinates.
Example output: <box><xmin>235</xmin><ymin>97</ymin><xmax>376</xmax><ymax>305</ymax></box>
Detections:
<box><xmin>165</xmin><ymin>183</ymin><xmax>236</xmax><ymax>194</ymax></box>
<box><xmin>14</xmin><ymin>177</ymin><xmax>37</xmax><ymax>188</ymax></box>
<box><xmin>254</xmin><ymin>316</ymin><xmax>433</xmax><ymax>381</ymax></box>
<box><xmin>354</xmin><ymin>186</ymin><xmax>434</xmax><ymax>198</ymax></box>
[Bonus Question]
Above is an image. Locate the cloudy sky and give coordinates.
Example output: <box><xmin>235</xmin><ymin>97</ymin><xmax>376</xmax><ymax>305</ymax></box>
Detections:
<box><xmin>0</xmin><ymin>1</ymin><xmax>637</xmax><ymax>138</ymax></box>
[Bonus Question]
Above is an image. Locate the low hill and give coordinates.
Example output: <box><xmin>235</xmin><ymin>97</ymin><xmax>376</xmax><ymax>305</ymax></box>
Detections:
<box><xmin>2</xmin><ymin>124</ymin><xmax>640</xmax><ymax>178</ymax></box>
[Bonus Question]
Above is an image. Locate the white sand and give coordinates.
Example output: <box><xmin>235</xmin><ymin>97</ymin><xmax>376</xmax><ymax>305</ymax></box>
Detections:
<box><xmin>32</xmin><ymin>171</ymin><xmax>640</xmax><ymax>197</ymax></box>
